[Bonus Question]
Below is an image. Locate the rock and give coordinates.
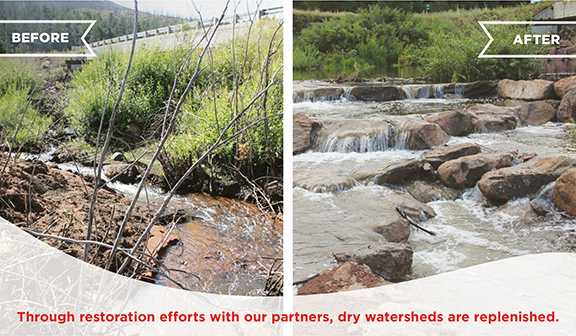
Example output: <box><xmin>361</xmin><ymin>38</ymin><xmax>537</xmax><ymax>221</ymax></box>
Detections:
<box><xmin>545</xmin><ymin>99</ymin><xmax>561</xmax><ymax>109</ymax></box>
<box><xmin>478</xmin><ymin>156</ymin><xmax>576</xmax><ymax>203</ymax></box>
<box><xmin>294</xmin><ymin>170</ymin><xmax>356</xmax><ymax>193</ymax></box>
<box><xmin>104</xmin><ymin>164</ymin><xmax>141</xmax><ymax>184</ymax></box>
<box><xmin>557</xmin><ymin>89</ymin><xmax>576</xmax><ymax>122</ymax></box>
<box><xmin>293</xmin><ymin>113</ymin><xmax>314</xmax><ymax>154</ymax></box>
<box><xmin>553</xmin><ymin>75</ymin><xmax>576</xmax><ymax>98</ymax></box>
<box><xmin>437</xmin><ymin>153</ymin><xmax>515</xmax><ymax>189</ymax></box>
<box><xmin>398</xmin><ymin>120</ymin><xmax>450</xmax><ymax>150</ymax></box>
<box><xmin>462</xmin><ymin>80</ymin><xmax>499</xmax><ymax>98</ymax></box>
<box><xmin>111</xmin><ymin>152</ymin><xmax>126</xmax><ymax>162</ymax></box>
<box><xmin>312</xmin><ymin>119</ymin><xmax>395</xmax><ymax>152</ymax></box>
<box><xmin>297</xmin><ymin>262</ymin><xmax>392</xmax><ymax>295</ymax></box>
<box><xmin>421</xmin><ymin>143</ymin><xmax>482</xmax><ymax>169</ymax></box>
<box><xmin>466</xmin><ymin>104</ymin><xmax>518</xmax><ymax>132</ymax></box>
<box><xmin>403</xmin><ymin>180</ymin><xmax>463</xmax><ymax>203</ymax></box>
<box><xmin>497</xmin><ymin>79</ymin><xmax>555</xmax><ymax>100</ymax></box>
<box><xmin>498</xmin><ymin>201</ymin><xmax>539</xmax><ymax>222</ymax></box>
<box><xmin>350</xmin><ymin>86</ymin><xmax>407</xmax><ymax>102</ymax></box>
<box><xmin>375</xmin><ymin>160</ymin><xmax>434</xmax><ymax>186</ymax></box>
<box><xmin>351</xmin><ymin>243</ymin><xmax>413</xmax><ymax>281</ymax></box>
<box><xmin>515</xmin><ymin>101</ymin><xmax>557</xmax><ymax>126</ymax></box>
<box><xmin>293</xmin><ymin>87</ymin><xmax>344</xmax><ymax>102</ymax></box>
<box><xmin>372</xmin><ymin>219</ymin><xmax>411</xmax><ymax>244</ymax></box>
<box><xmin>552</xmin><ymin>168</ymin><xmax>576</xmax><ymax>215</ymax></box>
<box><xmin>426</xmin><ymin>110</ymin><xmax>475</xmax><ymax>136</ymax></box>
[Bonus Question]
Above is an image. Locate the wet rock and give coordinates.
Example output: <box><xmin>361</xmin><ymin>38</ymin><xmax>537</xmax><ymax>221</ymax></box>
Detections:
<box><xmin>421</xmin><ymin>143</ymin><xmax>482</xmax><ymax>169</ymax></box>
<box><xmin>403</xmin><ymin>180</ymin><xmax>463</xmax><ymax>203</ymax></box>
<box><xmin>311</xmin><ymin>119</ymin><xmax>395</xmax><ymax>152</ymax></box>
<box><xmin>478</xmin><ymin>156</ymin><xmax>576</xmax><ymax>203</ymax></box>
<box><xmin>498</xmin><ymin>201</ymin><xmax>539</xmax><ymax>222</ymax></box>
<box><xmin>104</xmin><ymin>164</ymin><xmax>142</xmax><ymax>184</ymax></box>
<box><xmin>293</xmin><ymin>113</ymin><xmax>314</xmax><ymax>154</ymax></box>
<box><xmin>373</xmin><ymin>219</ymin><xmax>411</xmax><ymax>244</ymax></box>
<box><xmin>352</xmin><ymin>243</ymin><xmax>413</xmax><ymax>281</ymax></box>
<box><xmin>437</xmin><ymin>153</ymin><xmax>515</xmax><ymax>189</ymax></box>
<box><xmin>557</xmin><ymin>89</ymin><xmax>576</xmax><ymax>122</ymax></box>
<box><xmin>516</xmin><ymin>101</ymin><xmax>557</xmax><ymax>126</ymax></box>
<box><xmin>157</xmin><ymin>209</ymin><xmax>189</xmax><ymax>226</ymax></box>
<box><xmin>298</xmin><ymin>262</ymin><xmax>392</xmax><ymax>295</ymax></box>
<box><xmin>497</xmin><ymin>79</ymin><xmax>555</xmax><ymax>100</ymax></box>
<box><xmin>462</xmin><ymin>80</ymin><xmax>499</xmax><ymax>98</ymax></box>
<box><xmin>398</xmin><ymin>120</ymin><xmax>450</xmax><ymax>150</ymax></box>
<box><xmin>350</xmin><ymin>86</ymin><xmax>407</xmax><ymax>102</ymax></box>
<box><xmin>517</xmin><ymin>152</ymin><xmax>538</xmax><ymax>163</ymax></box>
<box><xmin>293</xmin><ymin>87</ymin><xmax>344</xmax><ymax>102</ymax></box>
<box><xmin>375</xmin><ymin>160</ymin><xmax>434</xmax><ymax>186</ymax></box>
<box><xmin>553</xmin><ymin>75</ymin><xmax>576</xmax><ymax>98</ymax></box>
<box><xmin>425</xmin><ymin>110</ymin><xmax>475</xmax><ymax>136</ymax></box>
<box><xmin>545</xmin><ymin>99</ymin><xmax>561</xmax><ymax>109</ymax></box>
<box><xmin>111</xmin><ymin>152</ymin><xmax>126</xmax><ymax>162</ymax></box>
<box><xmin>294</xmin><ymin>170</ymin><xmax>356</xmax><ymax>193</ymax></box>
<box><xmin>552</xmin><ymin>168</ymin><xmax>576</xmax><ymax>216</ymax></box>
<box><xmin>466</xmin><ymin>104</ymin><xmax>518</xmax><ymax>132</ymax></box>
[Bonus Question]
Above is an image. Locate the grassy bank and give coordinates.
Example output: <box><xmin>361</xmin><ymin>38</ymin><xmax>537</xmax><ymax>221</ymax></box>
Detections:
<box><xmin>294</xmin><ymin>2</ymin><xmax>552</xmax><ymax>82</ymax></box>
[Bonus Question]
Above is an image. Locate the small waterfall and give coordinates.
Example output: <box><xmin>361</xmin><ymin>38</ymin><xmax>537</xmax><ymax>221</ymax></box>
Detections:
<box><xmin>343</xmin><ymin>87</ymin><xmax>356</xmax><ymax>102</ymax></box>
<box><xmin>434</xmin><ymin>85</ymin><xmax>444</xmax><ymax>99</ymax></box>
<box><xmin>401</xmin><ymin>86</ymin><xmax>414</xmax><ymax>99</ymax></box>
<box><xmin>394</xmin><ymin>129</ymin><xmax>411</xmax><ymax>150</ymax></box>
<box><xmin>455</xmin><ymin>84</ymin><xmax>464</xmax><ymax>96</ymax></box>
<box><xmin>315</xmin><ymin>129</ymin><xmax>395</xmax><ymax>153</ymax></box>
<box><xmin>415</xmin><ymin>85</ymin><xmax>431</xmax><ymax>99</ymax></box>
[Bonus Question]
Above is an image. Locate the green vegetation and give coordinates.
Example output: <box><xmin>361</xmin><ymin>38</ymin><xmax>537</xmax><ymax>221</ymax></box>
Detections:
<box><xmin>66</xmin><ymin>20</ymin><xmax>283</xmax><ymax>198</ymax></box>
<box><xmin>0</xmin><ymin>60</ymin><xmax>52</xmax><ymax>150</ymax></box>
<box><xmin>294</xmin><ymin>2</ymin><xmax>552</xmax><ymax>82</ymax></box>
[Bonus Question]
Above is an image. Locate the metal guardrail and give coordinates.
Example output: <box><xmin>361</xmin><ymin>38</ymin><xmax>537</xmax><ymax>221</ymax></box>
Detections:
<box><xmin>88</xmin><ymin>6</ymin><xmax>282</xmax><ymax>48</ymax></box>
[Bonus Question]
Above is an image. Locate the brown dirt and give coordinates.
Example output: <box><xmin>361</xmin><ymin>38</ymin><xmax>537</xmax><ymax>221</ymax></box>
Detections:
<box><xmin>0</xmin><ymin>154</ymin><xmax>152</xmax><ymax>274</ymax></box>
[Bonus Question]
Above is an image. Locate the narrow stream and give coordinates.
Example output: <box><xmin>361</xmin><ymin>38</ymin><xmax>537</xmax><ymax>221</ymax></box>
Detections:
<box><xmin>293</xmin><ymin>83</ymin><xmax>576</xmax><ymax>284</ymax></box>
<box><xmin>26</xmin><ymin>153</ymin><xmax>282</xmax><ymax>296</ymax></box>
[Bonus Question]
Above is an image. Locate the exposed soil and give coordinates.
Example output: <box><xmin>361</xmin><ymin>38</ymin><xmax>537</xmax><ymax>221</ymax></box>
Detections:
<box><xmin>0</xmin><ymin>153</ymin><xmax>153</xmax><ymax>274</ymax></box>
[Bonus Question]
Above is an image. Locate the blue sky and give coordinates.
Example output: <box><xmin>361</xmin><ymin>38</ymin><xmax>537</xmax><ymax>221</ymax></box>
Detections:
<box><xmin>110</xmin><ymin>0</ymin><xmax>282</xmax><ymax>20</ymax></box>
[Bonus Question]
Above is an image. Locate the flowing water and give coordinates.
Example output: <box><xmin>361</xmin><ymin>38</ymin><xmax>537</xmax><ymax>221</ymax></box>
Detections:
<box><xmin>293</xmin><ymin>82</ymin><xmax>576</xmax><ymax>284</ymax></box>
<box><xmin>23</xmin><ymin>153</ymin><xmax>282</xmax><ymax>296</ymax></box>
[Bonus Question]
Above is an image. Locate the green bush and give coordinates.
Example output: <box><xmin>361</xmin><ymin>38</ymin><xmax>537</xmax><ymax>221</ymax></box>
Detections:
<box><xmin>66</xmin><ymin>45</ymin><xmax>192</xmax><ymax>143</ymax></box>
<box><xmin>0</xmin><ymin>86</ymin><xmax>52</xmax><ymax>149</ymax></box>
<box><xmin>0</xmin><ymin>59</ymin><xmax>38</xmax><ymax>95</ymax></box>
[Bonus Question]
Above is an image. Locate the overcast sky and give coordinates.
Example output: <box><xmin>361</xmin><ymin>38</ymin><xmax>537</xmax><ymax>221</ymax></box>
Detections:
<box><xmin>110</xmin><ymin>0</ymin><xmax>282</xmax><ymax>20</ymax></box>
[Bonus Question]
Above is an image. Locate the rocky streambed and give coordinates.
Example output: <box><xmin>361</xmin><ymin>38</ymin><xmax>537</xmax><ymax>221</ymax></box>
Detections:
<box><xmin>293</xmin><ymin>77</ymin><xmax>576</xmax><ymax>294</ymax></box>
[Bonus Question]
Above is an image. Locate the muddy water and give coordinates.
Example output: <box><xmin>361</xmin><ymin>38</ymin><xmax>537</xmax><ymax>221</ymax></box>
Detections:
<box><xmin>294</xmin><ymin>85</ymin><xmax>576</xmax><ymax>284</ymax></box>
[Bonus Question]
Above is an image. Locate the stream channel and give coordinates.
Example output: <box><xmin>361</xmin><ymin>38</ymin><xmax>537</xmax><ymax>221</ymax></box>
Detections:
<box><xmin>293</xmin><ymin>80</ymin><xmax>576</xmax><ymax>286</ymax></box>
<box><xmin>27</xmin><ymin>152</ymin><xmax>282</xmax><ymax>296</ymax></box>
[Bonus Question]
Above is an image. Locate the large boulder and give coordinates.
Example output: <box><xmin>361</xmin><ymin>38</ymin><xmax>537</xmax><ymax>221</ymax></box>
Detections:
<box><xmin>515</xmin><ymin>100</ymin><xmax>558</xmax><ymax>126</ymax></box>
<box><xmin>397</xmin><ymin>120</ymin><xmax>450</xmax><ymax>150</ymax></box>
<box><xmin>351</xmin><ymin>243</ymin><xmax>413</xmax><ymax>282</ymax></box>
<box><xmin>421</xmin><ymin>142</ymin><xmax>482</xmax><ymax>169</ymax></box>
<box><xmin>552</xmin><ymin>168</ymin><xmax>576</xmax><ymax>216</ymax></box>
<box><xmin>557</xmin><ymin>89</ymin><xmax>576</xmax><ymax>122</ymax></box>
<box><xmin>403</xmin><ymin>180</ymin><xmax>463</xmax><ymax>203</ymax></box>
<box><xmin>478</xmin><ymin>156</ymin><xmax>576</xmax><ymax>203</ymax></box>
<box><xmin>497</xmin><ymin>79</ymin><xmax>555</xmax><ymax>100</ymax></box>
<box><xmin>350</xmin><ymin>86</ymin><xmax>407</xmax><ymax>102</ymax></box>
<box><xmin>293</xmin><ymin>113</ymin><xmax>314</xmax><ymax>154</ymax></box>
<box><xmin>425</xmin><ymin>110</ymin><xmax>475</xmax><ymax>136</ymax></box>
<box><xmin>375</xmin><ymin>160</ymin><xmax>434</xmax><ymax>186</ymax></box>
<box><xmin>297</xmin><ymin>262</ymin><xmax>392</xmax><ymax>295</ymax></box>
<box><xmin>463</xmin><ymin>80</ymin><xmax>499</xmax><ymax>98</ymax></box>
<box><xmin>553</xmin><ymin>75</ymin><xmax>576</xmax><ymax>98</ymax></box>
<box><xmin>437</xmin><ymin>153</ymin><xmax>515</xmax><ymax>189</ymax></box>
<box><xmin>466</xmin><ymin>104</ymin><xmax>518</xmax><ymax>132</ymax></box>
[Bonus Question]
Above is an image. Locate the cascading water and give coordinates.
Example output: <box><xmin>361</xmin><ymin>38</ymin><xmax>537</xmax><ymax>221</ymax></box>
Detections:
<box><xmin>293</xmin><ymin>80</ymin><xmax>576</xmax><ymax>287</ymax></box>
